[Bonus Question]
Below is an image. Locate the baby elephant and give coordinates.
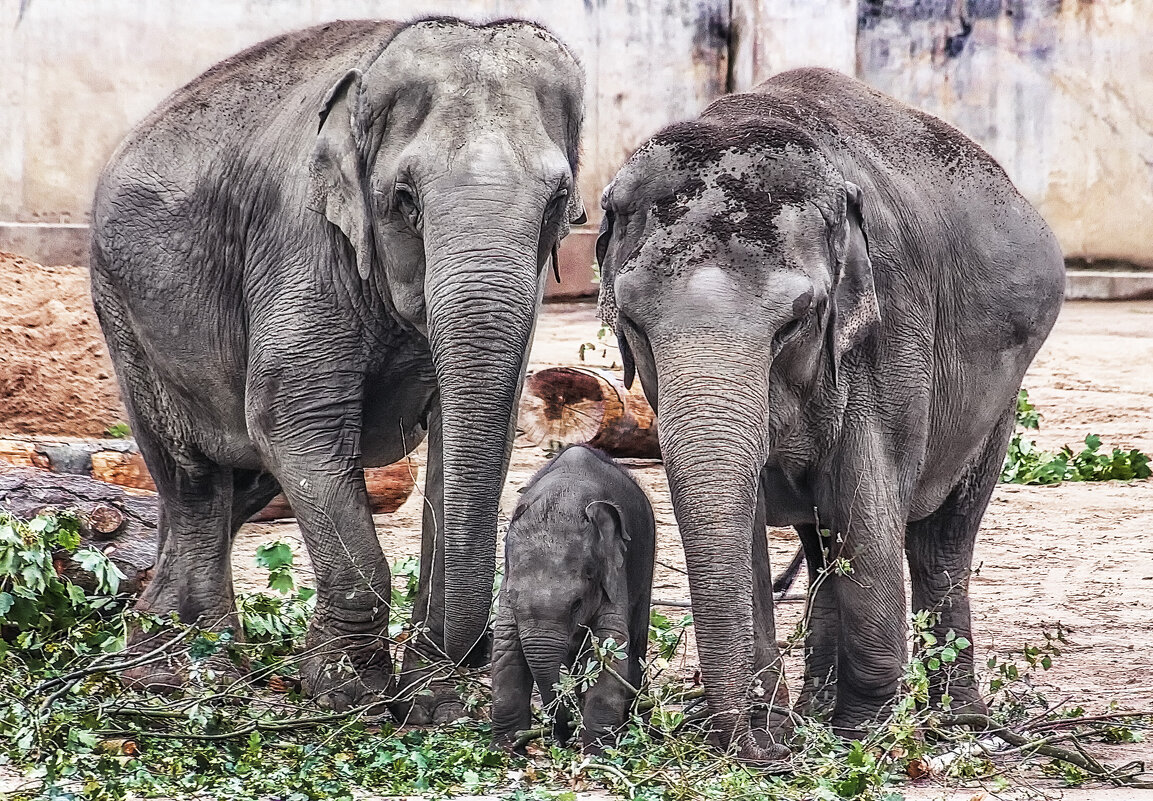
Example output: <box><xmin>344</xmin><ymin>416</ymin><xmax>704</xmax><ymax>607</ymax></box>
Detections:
<box><xmin>491</xmin><ymin>445</ymin><xmax>656</xmax><ymax>753</ymax></box>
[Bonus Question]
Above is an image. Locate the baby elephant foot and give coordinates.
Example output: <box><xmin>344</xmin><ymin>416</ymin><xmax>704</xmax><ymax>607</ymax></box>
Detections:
<box><xmin>300</xmin><ymin>632</ymin><xmax>393</xmax><ymax>713</ymax></box>
<box><xmin>933</xmin><ymin>676</ymin><xmax>989</xmax><ymax>719</ymax></box>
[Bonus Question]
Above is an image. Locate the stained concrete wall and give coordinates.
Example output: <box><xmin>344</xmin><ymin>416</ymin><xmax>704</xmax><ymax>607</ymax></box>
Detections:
<box><xmin>857</xmin><ymin>0</ymin><xmax>1153</xmax><ymax>270</ymax></box>
<box><xmin>1</xmin><ymin>0</ymin><xmax>1151</xmax><ymax>276</ymax></box>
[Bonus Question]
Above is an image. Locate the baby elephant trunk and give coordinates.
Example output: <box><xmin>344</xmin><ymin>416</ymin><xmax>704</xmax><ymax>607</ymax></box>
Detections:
<box><xmin>520</xmin><ymin>630</ymin><xmax>574</xmax><ymax>740</ymax></box>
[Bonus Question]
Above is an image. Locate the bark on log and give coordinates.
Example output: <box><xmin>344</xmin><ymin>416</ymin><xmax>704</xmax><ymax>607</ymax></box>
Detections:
<box><xmin>0</xmin><ymin>465</ymin><xmax>157</xmax><ymax>594</ymax></box>
<box><xmin>0</xmin><ymin>453</ymin><xmax>421</xmax><ymax>594</ymax></box>
<box><xmin>0</xmin><ymin>437</ymin><xmax>417</xmax><ymax>519</ymax></box>
<box><xmin>517</xmin><ymin>367</ymin><xmax>660</xmax><ymax>459</ymax></box>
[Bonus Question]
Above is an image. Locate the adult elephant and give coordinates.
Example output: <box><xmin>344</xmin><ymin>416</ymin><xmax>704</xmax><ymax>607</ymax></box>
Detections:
<box><xmin>596</xmin><ymin>68</ymin><xmax>1063</xmax><ymax>759</ymax></box>
<box><xmin>90</xmin><ymin>17</ymin><xmax>585</xmax><ymax>719</ymax></box>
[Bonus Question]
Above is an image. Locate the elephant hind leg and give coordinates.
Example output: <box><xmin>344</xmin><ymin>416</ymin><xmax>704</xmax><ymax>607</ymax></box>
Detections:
<box><xmin>905</xmin><ymin>400</ymin><xmax>1016</xmax><ymax>714</ymax></box>
<box><xmin>123</xmin><ymin>433</ymin><xmax>242</xmax><ymax>692</ymax></box>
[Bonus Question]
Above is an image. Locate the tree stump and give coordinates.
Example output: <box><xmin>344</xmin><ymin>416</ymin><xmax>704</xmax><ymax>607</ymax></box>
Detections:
<box><xmin>518</xmin><ymin>367</ymin><xmax>660</xmax><ymax>459</ymax></box>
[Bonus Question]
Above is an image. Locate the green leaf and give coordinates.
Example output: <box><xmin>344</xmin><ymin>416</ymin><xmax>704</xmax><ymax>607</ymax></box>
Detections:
<box><xmin>255</xmin><ymin>541</ymin><xmax>294</xmax><ymax>572</ymax></box>
<box><xmin>267</xmin><ymin>568</ymin><xmax>295</xmax><ymax>595</ymax></box>
<box><xmin>0</xmin><ymin>591</ymin><xmax>13</xmax><ymax>617</ymax></box>
<box><xmin>105</xmin><ymin>421</ymin><xmax>132</xmax><ymax>438</ymax></box>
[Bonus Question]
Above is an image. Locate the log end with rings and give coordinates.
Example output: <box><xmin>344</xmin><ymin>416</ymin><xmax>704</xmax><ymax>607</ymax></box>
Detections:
<box><xmin>517</xmin><ymin>367</ymin><xmax>660</xmax><ymax>459</ymax></box>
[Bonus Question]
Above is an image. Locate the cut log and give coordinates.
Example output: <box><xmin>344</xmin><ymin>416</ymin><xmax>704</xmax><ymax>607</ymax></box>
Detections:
<box><xmin>0</xmin><ymin>465</ymin><xmax>158</xmax><ymax>594</ymax></box>
<box><xmin>518</xmin><ymin>367</ymin><xmax>660</xmax><ymax>459</ymax></box>
<box><xmin>0</xmin><ymin>437</ymin><xmax>417</xmax><ymax>520</ymax></box>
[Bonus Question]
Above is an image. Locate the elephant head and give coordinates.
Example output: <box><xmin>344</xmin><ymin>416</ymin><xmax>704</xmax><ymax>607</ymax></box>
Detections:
<box><xmin>596</xmin><ymin>111</ymin><xmax>879</xmax><ymax>754</ymax></box>
<box><xmin>502</xmin><ymin>491</ymin><xmax>630</xmax><ymax>708</ymax></box>
<box><xmin>307</xmin><ymin>19</ymin><xmax>586</xmax><ymax>661</ymax></box>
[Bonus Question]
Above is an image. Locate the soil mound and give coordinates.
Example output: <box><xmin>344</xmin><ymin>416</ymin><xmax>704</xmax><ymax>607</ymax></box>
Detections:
<box><xmin>0</xmin><ymin>252</ymin><xmax>125</xmax><ymax>436</ymax></box>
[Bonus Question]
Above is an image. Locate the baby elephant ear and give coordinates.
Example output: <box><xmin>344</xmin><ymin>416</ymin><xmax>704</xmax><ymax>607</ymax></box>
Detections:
<box><xmin>828</xmin><ymin>181</ymin><xmax>881</xmax><ymax>382</ymax></box>
<box><xmin>308</xmin><ymin>69</ymin><xmax>375</xmax><ymax>281</ymax></box>
<box><xmin>585</xmin><ymin>500</ymin><xmax>629</xmax><ymax>558</ymax></box>
<box><xmin>585</xmin><ymin>500</ymin><xmax>629</xmax><ymax>606</ymax></box>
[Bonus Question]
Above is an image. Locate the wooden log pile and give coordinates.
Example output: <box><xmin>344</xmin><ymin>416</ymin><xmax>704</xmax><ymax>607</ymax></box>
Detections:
<box><xmin>0</xmin><ymin>437</ymin><xmax>416</xmax><ymax>520</ymax></box>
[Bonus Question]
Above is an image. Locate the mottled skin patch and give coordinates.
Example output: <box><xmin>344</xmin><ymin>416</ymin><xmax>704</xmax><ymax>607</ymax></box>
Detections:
<box><xmin>597</xmin><ymin>67</ymin><xmax>1064</xmax><ymax>760</ymax></box>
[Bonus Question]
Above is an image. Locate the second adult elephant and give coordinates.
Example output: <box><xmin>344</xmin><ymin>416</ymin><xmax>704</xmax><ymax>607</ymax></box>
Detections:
<box><xmin>597</xmin><ymin>68</ymin><xmax>1064</xmax><ymax>758</ymax></box>
<box><xmin>90</xmin><ymin>18</ymin><xmax>585</xmax><ymax>718</ymax></box>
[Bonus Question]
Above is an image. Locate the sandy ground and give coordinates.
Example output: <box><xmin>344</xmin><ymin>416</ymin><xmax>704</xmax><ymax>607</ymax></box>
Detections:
<box><xmin>2</xmin><ymin>252</ymin><xmax>1151</xmax><ymax>795</ymax></box>
<box><xmin>0</xmin><ymin>253</ymin><xmax>125</xmax><ymax>437</ymax></box>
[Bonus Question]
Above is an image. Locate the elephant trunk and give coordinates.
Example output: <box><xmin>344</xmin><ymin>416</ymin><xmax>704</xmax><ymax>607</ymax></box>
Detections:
<box><xmin>653</xmin><ymin>336</ymin><xmax>772</xmax><ymax>753</ymax></box>
<box><xmin>422</xmin><ymin>194</ymin><xmax>543</xmax><ymax>664</ymax></box>
<box><xmin>520</xmin><ymin>629</ymin><xmax>570</xmax><ymax>717</ymax></box>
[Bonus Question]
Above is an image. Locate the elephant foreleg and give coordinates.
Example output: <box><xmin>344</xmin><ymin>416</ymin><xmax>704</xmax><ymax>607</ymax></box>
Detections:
<box><xmin>750</xmin><ymin>482</ymin><xmax>789</xmax><ymax>740</ymax></box>
<box><xmin>249</xmin><ymin>365</ymin><xmax>393</xmax><ymax>712</ymax></box>
<box><xmin>824</xmin><ymin>469</ymin><xmax>907</xmax><ymax>735</ymax></box>
<box><xmin>795</xmin><ymin>522</ymin><xmax>839</xmax><ymax>718</ymax></box>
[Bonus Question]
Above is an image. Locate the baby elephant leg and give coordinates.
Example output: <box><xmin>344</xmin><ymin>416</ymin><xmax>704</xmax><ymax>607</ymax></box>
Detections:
<box><xmin>490</xmin><ymin>614</ymin><xmax>533</xmax><ymax>753</ymax></box>
<box><xmin>580</xmin><ymin>629</ymin><xmax>636</xmax><ymax>753</ymax></box>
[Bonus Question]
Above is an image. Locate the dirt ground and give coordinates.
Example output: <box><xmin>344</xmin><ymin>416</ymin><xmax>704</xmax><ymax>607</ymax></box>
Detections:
<box><xmin>0</xmin><ymin>253</ymin><xmax>125</xmax><ymax>437</ymax></box>
<box><xmin>2</xmin><ymin>253</ymin><xmax>1151</xmax><ymax>793</ymax></box>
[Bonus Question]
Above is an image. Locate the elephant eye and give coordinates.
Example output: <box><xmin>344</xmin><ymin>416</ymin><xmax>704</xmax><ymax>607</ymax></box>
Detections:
<box><xmin>774</xmin><ymin>316</ymin><xmax>806</xmax><ymax>347</ymax></box>
<box><xmin>394</xmin><ymin>183</ymin><xmax>422</xmax><ymax>232</ymax></box>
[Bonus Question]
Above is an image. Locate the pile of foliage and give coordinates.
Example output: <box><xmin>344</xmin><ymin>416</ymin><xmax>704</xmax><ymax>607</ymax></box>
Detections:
<box><xmin>2</xmin><ymin>507</ymin><xmax>1150</xmax><ymax>799</ymax></box>
<box><xmin>1001</xmin><ymin>390</ymin><xmax>1150</xmax><ymax>484</ymax></box>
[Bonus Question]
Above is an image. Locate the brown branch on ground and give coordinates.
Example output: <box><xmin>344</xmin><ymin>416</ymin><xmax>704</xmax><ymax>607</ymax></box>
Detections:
<box><xmin>938</xmin><ymin>713</ymin><xmax>1153</xmax><ymax>789</ymax></box>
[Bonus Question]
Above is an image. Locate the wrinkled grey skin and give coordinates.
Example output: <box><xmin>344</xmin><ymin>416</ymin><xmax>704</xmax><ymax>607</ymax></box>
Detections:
<box><xmin>491</xmin><ymin>445</ymin><xmax>655</xmax><ymax>754</ymax></box>
<box><xmin>90</xmin><ymin>18</ymin><xmax>585</xmax><ymax>719</ymax></box>
<box><xmin>597</xmin><ymin>68</ymin><xmax>1064</xmax><ymax>759</ymax></box>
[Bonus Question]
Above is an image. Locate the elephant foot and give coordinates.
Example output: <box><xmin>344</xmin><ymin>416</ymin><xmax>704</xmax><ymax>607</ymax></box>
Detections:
<box><xmin>705</xmin><ymin>714</ymin><xmax>792</xmax><ymax>764</ymax></box>
<box><xmin>937</xmin><ymin>689</ymin><xmax>989</xmax><ymax>721</ymax></box>
<box><xmin>933</xmin><ymin>676</ymin><xmax>988</xmax><ymax>718</ymax></box>
<box><xmin>118</xmin><ymin>616</ymin><xmax>247</xmax><ymax>694</ymax></box>
<box><xmin>795</xmin><ymin>677</ymin><xmax>837</xmax><ymax>721</ymax></box>
<box><xmin>392</xmin><ymin>647</ymin><xmax>467</xmax><ymax>725</ymax></box>
<box><xmin>299</xmin><ymin>631</ymin><xmax>394</xmax><ymax>713</ymax></box>
<box><xmin>829</xmin><ymin>696</ymin><xmax>893</xmax><ymax>740</ymax></box>
<box><xmin>718</xmin><ymin>731</ymin><xmax>791</xmax><ymax>765</ymax></box>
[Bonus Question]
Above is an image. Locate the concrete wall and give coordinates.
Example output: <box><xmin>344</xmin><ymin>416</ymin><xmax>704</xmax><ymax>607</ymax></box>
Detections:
<box><xmin>1</xmin><ymin>0</ymin><xmax>1151</xmax><ymax>275</ymax></box>
<box><xmin>857</xmin><ymin>0</ymin><xmax>1153</xmax><ymax>270</ymax></box>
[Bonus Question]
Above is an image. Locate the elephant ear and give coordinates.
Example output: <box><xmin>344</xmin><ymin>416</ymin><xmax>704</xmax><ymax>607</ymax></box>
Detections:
<box><xmin>595</xmin><ymin>209</ymin><xmax>637</xmax><ymax>389</ymax></box>
<box><xmin>585</xmin><ymin>500</ymin><xmax>629</xmax><ymax>606</ymax></box>
<box><xmin>827</xmin><ymin>181</ymin><xmax>881</xmax><ymax>384</ymax></box>
<box><xmin>308</xmin><ymin>69</ymin><xmax>375</xmax><ymax>281</ymax></box>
